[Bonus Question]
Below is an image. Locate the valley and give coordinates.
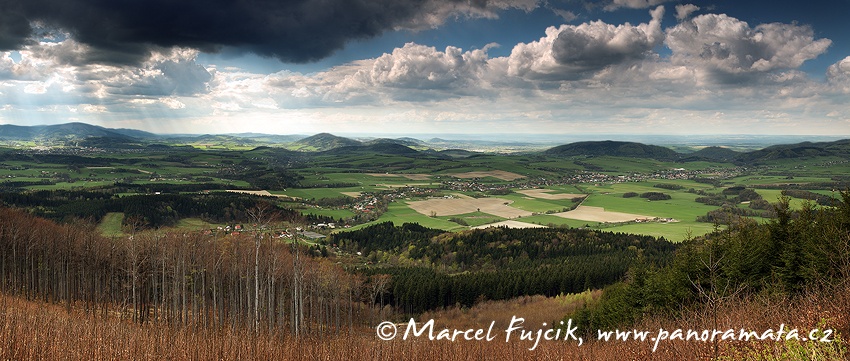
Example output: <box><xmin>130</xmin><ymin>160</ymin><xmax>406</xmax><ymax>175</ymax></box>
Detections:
<box><xmin>1</xmin><ymin>123</ymin><xmax>848</xmax><ymax>359</ymax></box>
<box><xmin>2</xmin><ymin>123</ymin><xmax>849</xmax><ymax>242</ymax></box>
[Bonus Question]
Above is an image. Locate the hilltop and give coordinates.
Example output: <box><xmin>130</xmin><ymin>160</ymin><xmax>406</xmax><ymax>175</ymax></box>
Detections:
<box><xmin>291</xmin><ymin>133</ymin><xmax>362</xmax><ymax>151</ymax></box>
<box><xmin>685</xmin><ymin>146</ymin><xmax>741</xmax><ymax>162</ymax></box>
<box><xmin>0</xmin><ymin>122</ymin><xmax>157</xmax><ymax>141</ymax></box>
<box><xmin>733</xmin><ymin>139</ymin><xmax>850</xmax><ymax>164</ymax></box>
<box><xmin>543</xmin><ymin>140</ymin><xmax>680</xmax><ymax>160</ymax></box>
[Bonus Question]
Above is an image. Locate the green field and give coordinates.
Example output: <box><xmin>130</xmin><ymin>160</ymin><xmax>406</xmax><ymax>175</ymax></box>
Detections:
<box><xmin>517</xmin><ymin>214</ymin><xmax>601</xmax><ymax>228</ymax></box>
<box><xmin>97</xmin><ymin>212</ymin><xmax>126</xmax><ymax>237</ymax></box>
<box><xmin>349</xmin><ymin>201</ymin><xmax>466</xmax><ymax>231</ymax></box>
<box><xmin>172</xmin><ymin>218</ymin><xmax>222</xmax><ymax>231</ymax></box>
<box><xmin>5</xmin><ymin>139</ymin><xmax>848</xmax><ymax>242</ymax></box>
<box><xmin>727</xmin><ymin>175</ymin><xmax>833</xmax><ymax>186</ymax></box>
<box><xmin>272</xmin><ymin>187</ymin><xmax>364</xmax><ymax>199</ymax></box>
<box><xmin>497</xmin><ymin>193</ymin><xmax>578</xmax><ymax>213</ymax></box>
<box><xmin>753</xmin><ymin>189</ymin><xmax>829</xmax><ymax>210</ymax></box>
<box><xmin>437</xmin><ymin>211</ymin><xmax>506</xmax><ymax>227</ymax></box>
<box><xmin>566</xmin><ymin>181</ymin><xmax>723</xmax><ymax>241</ymax></box>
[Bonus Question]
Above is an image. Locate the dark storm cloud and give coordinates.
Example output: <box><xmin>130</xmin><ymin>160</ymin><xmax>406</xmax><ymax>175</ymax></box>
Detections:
<box><xmin>0</xmin><ymin>0</ymin><xmax>536</xmax><ymax>65</ymax></box>
<box><xmin>0</xmin><ymin>0</ymin><xmax>31</xmax><ymax>49</ymax></box>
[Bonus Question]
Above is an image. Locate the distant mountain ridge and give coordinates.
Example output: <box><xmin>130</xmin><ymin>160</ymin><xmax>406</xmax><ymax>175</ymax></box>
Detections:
<box><xmin>0</xmin><ymin>122</ymin><xmax>157</xmax><ymax>140</ymax></box>
<box><xmin>2</xmin><ymin>123</ymin><xmax>850</xmax><ymax>165</ymax></box>
<box><xmin>363</xmin><ymin>138</ymin><xmax>423</xmax><ymax>147</ymax></box>
<box><xmin>686</xmin><ymin>146</ymin><xmax>741</xmax><ymax>162</ymax></box>
<box><xmin>543</xmin><ymin>140</ymin><xmax>680</xmax><ymax>160</ymax></box>
<box><xmin>733</xmin><ymin>140</ymin><xmax>850</xmax><ymax>163</ymax></box>
<box><xmin>321</xmin><ymin>143</ymin><xmax>420</xmax><ymax>156</ymax></box>
<box><xmin>292</xmin><ymin>133</ymin><xmax>362</xmax><ymax>151</ymax></box>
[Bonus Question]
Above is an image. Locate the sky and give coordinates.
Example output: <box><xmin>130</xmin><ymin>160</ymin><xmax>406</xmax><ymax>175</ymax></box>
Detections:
<box><xmin>1</xmin><ymin>0</ymin><xmax>849</xmax><ymax>137</ymax></box>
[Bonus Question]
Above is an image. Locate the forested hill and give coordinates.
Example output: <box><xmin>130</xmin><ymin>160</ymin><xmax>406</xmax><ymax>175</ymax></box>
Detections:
<box><xmin>293</xmin><ymin>132</ymin><xmax>362</xmax><ymax>150</ymax></box>
<box><xmin>542</xmin><ymin>139</ymin><xmax>850</xmax><ymax>164</ymax></box>
<box><xmin>733</xmin><ymin>139</ymin><xmax>850</xmax><ymax>163</ymax></box>
<box><xmin>332</xmin><ymin>222</ymin><xmax>675</xmax><ymax>271</ymax></box>
<box><xmin>0</xmin><ymin>122</ymin><xmax>156</xmax><ymax>140</ymax></box>
<box><xmin>686</xmin><ymin>146</ymin><xmax>741</xmax><ymax>161</ymax></box>
<box><xmin>543</xmin><ymin>140</ymin><xmax>681</xmax><ymax>160</ymax></box>
<box><xmin>330</xmin><ymin>222</ymin><xmax>677</xmax><ymax>313</ymax></box>
<box><xmin>572</xmin><ymin>191</ymin><xmax>850</xmax><ymax>334</ymax></box>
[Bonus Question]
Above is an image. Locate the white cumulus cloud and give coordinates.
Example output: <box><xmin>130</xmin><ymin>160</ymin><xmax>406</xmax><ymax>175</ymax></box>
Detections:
<box><xmin>827</xmin><ymin>56</ymin><xmax>850</xmax><ymax>81</ymax></box>
<box><xmin>367</xmin><ymin>43</ymin><xmax>490</xmax><ymax>89</ymax></box>
<box><xmin>506</xmin><ymin>6</ymin><xmax>664</xmax><ymax>80</ymax></box>
<box><xmin>666</xmin><ymin>14</ymin><xmax>831</xmax><ymax>82</ymax></box>
<box><xmin>827</xmin><ymin>56</ymin><xmax>850</xmax><ymax>93</ymax></box>
<box><xmin>675</xmin><ymin>4</ymin><xmax>700</xmax><ymax>21</ymax></box>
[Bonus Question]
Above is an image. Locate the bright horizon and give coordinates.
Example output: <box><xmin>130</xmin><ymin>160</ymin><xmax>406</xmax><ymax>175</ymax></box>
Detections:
<box><xmin>2</xmin><ymin>0</ymin><xmax>850</xmax><ymax>136</ymax></box>
<box><xmin>8</xmin><ymin>122</ymin><xmax>850</xmax><ymax>150</ymax></box>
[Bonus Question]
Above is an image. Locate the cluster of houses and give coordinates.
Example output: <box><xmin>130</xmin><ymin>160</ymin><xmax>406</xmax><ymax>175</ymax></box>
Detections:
<box><xmin>352</xmin><ymin>196</ymin><xmax>380</xmax><ymax>213</ymax></box>
<box><xmin>441</xmin><ymin>180</ymin><xmax>511</xmax><ymax>194</ymax></box>
<box><xmin>203</xmin><ymin>224</ymin><xmax>328</xmax><ymax>240</ymax></box>
<box><xmin>634</xmin><ymin>217</ymin><xmax>677</xmax><ymax>223</ymax></box>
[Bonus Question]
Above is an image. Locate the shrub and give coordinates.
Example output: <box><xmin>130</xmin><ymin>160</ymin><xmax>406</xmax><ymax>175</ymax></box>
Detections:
<box><xmin>653</xmin><ymin>183</ymin><xmax>683</xmax><ymax>190</ymax></box>
<box><xmin>640</xmin><ymin>192</ymin><xmax>671</xmax><ymax>201</ymax></box>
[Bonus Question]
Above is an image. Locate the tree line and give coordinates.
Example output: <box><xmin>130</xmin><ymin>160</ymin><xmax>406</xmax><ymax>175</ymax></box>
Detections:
<box><xmin>571</xmin><ymin>192</ymin><xmax>850</xmax><ymax>333</ymax></box>
<box><xmin>330</xmin><ymin>223</ymin><xmax>677</xmax><ymax>313</ymax></box>
<box><xmin>0</xmin><ymin>206</ymin><xmax>378</xmax><ymax>337</ymax></box>
<box><xmin>0</xmin><ymin>191</ymin><xmax>338</xmax><ymax>229</ymax></box>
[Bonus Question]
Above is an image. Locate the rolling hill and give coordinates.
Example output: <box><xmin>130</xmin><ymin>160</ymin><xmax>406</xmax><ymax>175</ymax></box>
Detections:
<box><xmin>734</xmin><ymin>139</ymin><xmax>850</xmax><ymax>164</ymax></box>
<box><xmin>686</xmin><ymin>146</ymin><xmax>741</xmax><ymax>162</ymax></box>
<box><xmin>321</xmin><ymin>143</ymin><xmax>419</xmax><ymax>156</ymax></box>
<box><xmin>543</xmin><ymin>140</ymin><xmax>680</xmax><ymax>160</ymax></box>
<box><xmin>292</xmin><ymin>133</ymin><xmax>362</xmax><ymax>151</ymax></box>
<box><xmin>0</xmin><ymin>122</ymin><xmax>157</xmax><ymax>141</ymax></box>
<box><xmin>3</xmin><ymin>123</ymin><xmax>850</xmax><ymax>167</ymax></box>
<box><xmin>363</xmin><ymin>138</ymin><xmax>423</xmax><ymax>147</ymax></box>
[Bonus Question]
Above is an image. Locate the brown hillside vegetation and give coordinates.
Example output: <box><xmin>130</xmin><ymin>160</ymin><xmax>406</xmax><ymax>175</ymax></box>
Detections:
<box><xmin>420</xmin><ymin>291</ymin><xmax>602</xmax><ymax>332</ymax></box>
<box><xmin>1</xmin><ymin>280</ymin><xmax>847</xmax><ymax>360</ymax></box>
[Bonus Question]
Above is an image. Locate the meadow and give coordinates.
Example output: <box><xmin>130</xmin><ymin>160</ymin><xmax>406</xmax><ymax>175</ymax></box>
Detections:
<box><xmin>1</xmin><ymin>143</ymin><xmax>844</xmax><ymax>242</ymax></box>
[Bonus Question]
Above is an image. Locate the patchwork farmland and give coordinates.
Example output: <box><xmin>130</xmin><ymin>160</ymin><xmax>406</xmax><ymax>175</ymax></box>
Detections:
<box><xmin>406</xmin><ymin>196</ymin><xmax>533</xmax><ymax>218</ymax></box>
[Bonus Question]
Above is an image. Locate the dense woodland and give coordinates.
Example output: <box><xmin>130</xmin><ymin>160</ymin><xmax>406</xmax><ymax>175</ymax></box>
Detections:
<box><xmin>0</xmin><ymin>206</ymin><xmax>372</xmax><ymax>337</ymax></box>
<box><xmin>331</xmin><ymin>223</ymin><xmax>677</xmax><ymax>313</ymax></box>
<box><xmin>0</xmin><ymin>191</ymin><xmax>338</xmax><ymax>228</ymax></box>
<box><xmin>573</xmin><ymin>192</ymin><xmax>850</xmax><ymax>336</ymax></box>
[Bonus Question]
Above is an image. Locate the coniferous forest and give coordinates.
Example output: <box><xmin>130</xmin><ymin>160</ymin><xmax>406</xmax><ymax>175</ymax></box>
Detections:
<box><xmin>331</xmin><ymin>223</ymin><xmax>676</xmax><ymax>313</ymax></box>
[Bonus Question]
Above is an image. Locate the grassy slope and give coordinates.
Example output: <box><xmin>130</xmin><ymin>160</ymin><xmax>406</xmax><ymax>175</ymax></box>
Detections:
<box><xmin>348</xmin><ymin>201</ymin><xmax>465</xmax><ymax>231</ymax></box>
<box><xmin>437</xmin><ymin>211</ymin><xmax>506</xmax><ymax>227</ymax></box>
<box><xmin>570</xmin><ymin>181</ymin><xmax>722</xmax><ymax>241</ymax></box>
<box><xmin>96</xmin><ymin>212</ymin><xmax>125</xmax><ymax>237</ymax></box>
